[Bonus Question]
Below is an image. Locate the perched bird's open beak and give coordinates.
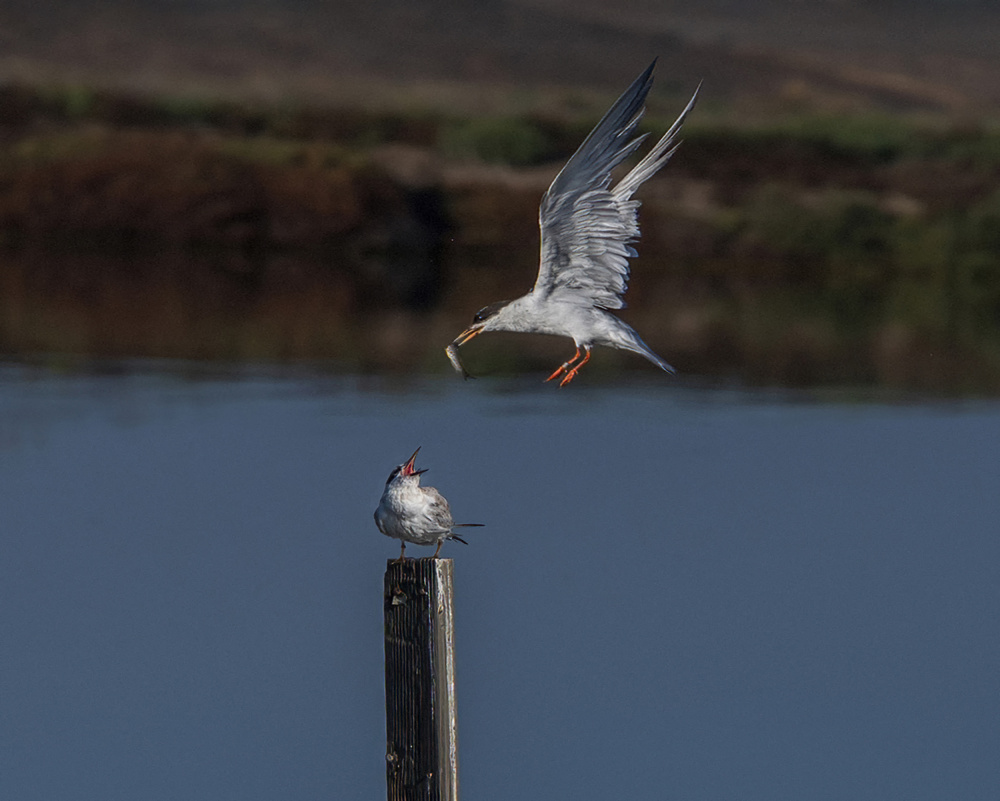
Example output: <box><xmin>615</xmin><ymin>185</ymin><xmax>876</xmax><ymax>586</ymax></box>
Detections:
<box><xmin>401</xmin><ymin>447</ymin><xmax>428</xmax><ymax>477</ymax></box>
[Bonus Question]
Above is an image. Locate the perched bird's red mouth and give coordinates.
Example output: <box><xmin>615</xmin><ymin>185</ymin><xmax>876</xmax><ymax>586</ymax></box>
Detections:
<box><xmin>401</xmin><ymin>447</ymin><xmax>428</xmax><ymax>477</ymax></box>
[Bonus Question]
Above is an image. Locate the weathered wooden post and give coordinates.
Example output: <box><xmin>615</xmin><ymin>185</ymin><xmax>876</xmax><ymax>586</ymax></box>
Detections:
<box><xmin>384</xmin><ymin>558</ymin><xmax>459</xmax><ymax>801</ymax></box>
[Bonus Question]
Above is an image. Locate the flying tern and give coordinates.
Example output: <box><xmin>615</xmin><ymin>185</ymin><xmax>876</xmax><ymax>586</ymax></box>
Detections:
<box><xmin>446</xmin><ymin>60</ymin><xmax>700</xmax><ymax>385</ymax></box>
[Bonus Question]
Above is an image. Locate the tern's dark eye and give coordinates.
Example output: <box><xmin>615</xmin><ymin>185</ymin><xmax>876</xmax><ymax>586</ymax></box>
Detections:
<box><xmin>473</xmin><ymin>301</ymin><xmax>509</xmax><ymax>324</ymax></box>
<box><xmin>386</xmin><ymin>466</ymin><xmax>400</xmax><ymax>484</ymax></box>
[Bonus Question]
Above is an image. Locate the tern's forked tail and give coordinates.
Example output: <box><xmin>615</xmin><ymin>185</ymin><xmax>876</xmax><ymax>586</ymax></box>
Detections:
<box><xmin>450</xmin><ymin>522</ymin><xmax>484</xmax><ymax>545</ymax></box>
<box><xmin>626</xmin><ymin>338</ymin><xmax>676</xmax><ymax>374</ymax></box>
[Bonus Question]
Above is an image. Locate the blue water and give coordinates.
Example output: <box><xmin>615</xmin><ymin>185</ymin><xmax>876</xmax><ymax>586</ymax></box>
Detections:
<box><xmin>1</xmin><ymin>365</ymin><xmax>998</xmax><ymax>800</ymax></box>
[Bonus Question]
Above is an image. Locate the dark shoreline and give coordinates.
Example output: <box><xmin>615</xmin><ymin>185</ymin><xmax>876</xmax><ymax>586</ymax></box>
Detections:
<box><xmin>1</xmin><ymin>83</ymin><xmax>999</xmax><ymax>393</ymax></box>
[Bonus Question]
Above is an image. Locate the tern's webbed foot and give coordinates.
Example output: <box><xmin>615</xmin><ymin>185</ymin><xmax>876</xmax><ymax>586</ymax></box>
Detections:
<box><xmin>550</xmin><ymin>347</ymin><xmax>591</xmax><ymax>386</ymax></box>
<box><xmin>546</xmin><ymin>347</ymin><xmax>582</xmax><ymax>383</ymax></box>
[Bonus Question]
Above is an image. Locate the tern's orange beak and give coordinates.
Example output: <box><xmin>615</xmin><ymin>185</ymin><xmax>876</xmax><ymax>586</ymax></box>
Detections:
<box><xmin>453</xmin><ymin>326</ymin><xmax>482</xmax><ymax>346</ymax></box>
<box><xmin>401</xmin><ymin>447</ymin><xmax>427</xmax><ymax>477</ymax></box>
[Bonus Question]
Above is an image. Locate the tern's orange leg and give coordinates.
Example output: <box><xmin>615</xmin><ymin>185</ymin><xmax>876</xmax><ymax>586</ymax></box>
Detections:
<box><xmin>432</xmin><ymin>540</ymin><xmax>443</xmax><ymax>559</ymax></box>
<box><xmin>546</xmin><ymin>347</ymin><xmax>582</xmax><ymax>382</ymax></box>
<box><xmin>394</xmin><ymin>541</ymin><xmax>406</xmax><ymax>562</ymax></box>
<box><xmin>558</xmin><ymin>347</ymin><xmax>592</xmax><ymax>386</ymax></box>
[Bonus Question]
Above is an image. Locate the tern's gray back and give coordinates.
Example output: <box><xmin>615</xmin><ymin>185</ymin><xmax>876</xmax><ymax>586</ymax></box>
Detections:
<box><xmin>423</xmin><ymin>486</ymin><xmax>455</xmax><ymax>531</ymax></box>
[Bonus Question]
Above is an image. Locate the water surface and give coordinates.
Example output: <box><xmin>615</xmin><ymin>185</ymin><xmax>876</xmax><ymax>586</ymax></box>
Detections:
<box><xmin>1</xmin><ymin>366</ymin><xmax>997</xmax><ymax>800</ymax></box>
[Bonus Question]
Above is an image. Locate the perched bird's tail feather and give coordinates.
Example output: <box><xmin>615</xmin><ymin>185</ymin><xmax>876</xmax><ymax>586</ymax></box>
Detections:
<box><xmin>450</xmin><ymin>522</ymin><xmax>484</xmax><ymax>545</ymax></box>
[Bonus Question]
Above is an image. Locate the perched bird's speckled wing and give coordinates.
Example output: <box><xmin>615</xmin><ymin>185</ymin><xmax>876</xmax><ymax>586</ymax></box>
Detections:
<box><xmin>421</xmin><ymin>487</ymin><xmax>455</xmax><ymax>533</ymax></box>
<box><xmin>534</xmin><ymin>61</ymin><xmax>699</xmax><ymax>310</ymax></box>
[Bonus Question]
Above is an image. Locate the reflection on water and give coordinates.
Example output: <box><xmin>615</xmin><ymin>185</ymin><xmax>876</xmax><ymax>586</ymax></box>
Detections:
<box><xmin>1</xmin><ymin>364</ymin><xmax>998</xmax><ymax>801</ymax></box>
<box><xmin>3</xmin><ymin>248</ymin><xmax>1000</xmax><ymax>395</ymax></box>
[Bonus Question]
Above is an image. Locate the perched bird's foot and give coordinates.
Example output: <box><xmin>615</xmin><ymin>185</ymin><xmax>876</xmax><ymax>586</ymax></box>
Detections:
<box><xmin>432</xmin><ymin>541</ymin><xmax>443</xmax><ymax>559</ymax></box>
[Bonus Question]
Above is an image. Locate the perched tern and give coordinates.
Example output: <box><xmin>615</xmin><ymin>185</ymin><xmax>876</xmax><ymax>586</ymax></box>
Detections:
<box><xmin>447</xmin><ymin>61</ymin><xmax>700</xmax><ymax>385</ymax></box>
<box><xmin>374</xmin><ymin>447</ymin><xmax>483</xmax><ymax>560</ymax></box>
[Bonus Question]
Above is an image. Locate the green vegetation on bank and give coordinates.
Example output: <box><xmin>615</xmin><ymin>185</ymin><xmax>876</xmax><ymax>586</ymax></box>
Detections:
<box><xmin>9</xmin><ymin>81</ymin><xmax>1000</xmax><ymax>165</ymax></box>
<box><xmin>1</xmin><ymin>80</ymin><xmax>999</xmax><ymax>390</ymax></box>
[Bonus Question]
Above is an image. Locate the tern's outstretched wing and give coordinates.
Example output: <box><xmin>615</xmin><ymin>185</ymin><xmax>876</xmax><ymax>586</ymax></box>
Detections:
<box><xmin>535</xmin><ymin>62</ymin><xmax>700</xmax><ymax>310</ymax></box>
